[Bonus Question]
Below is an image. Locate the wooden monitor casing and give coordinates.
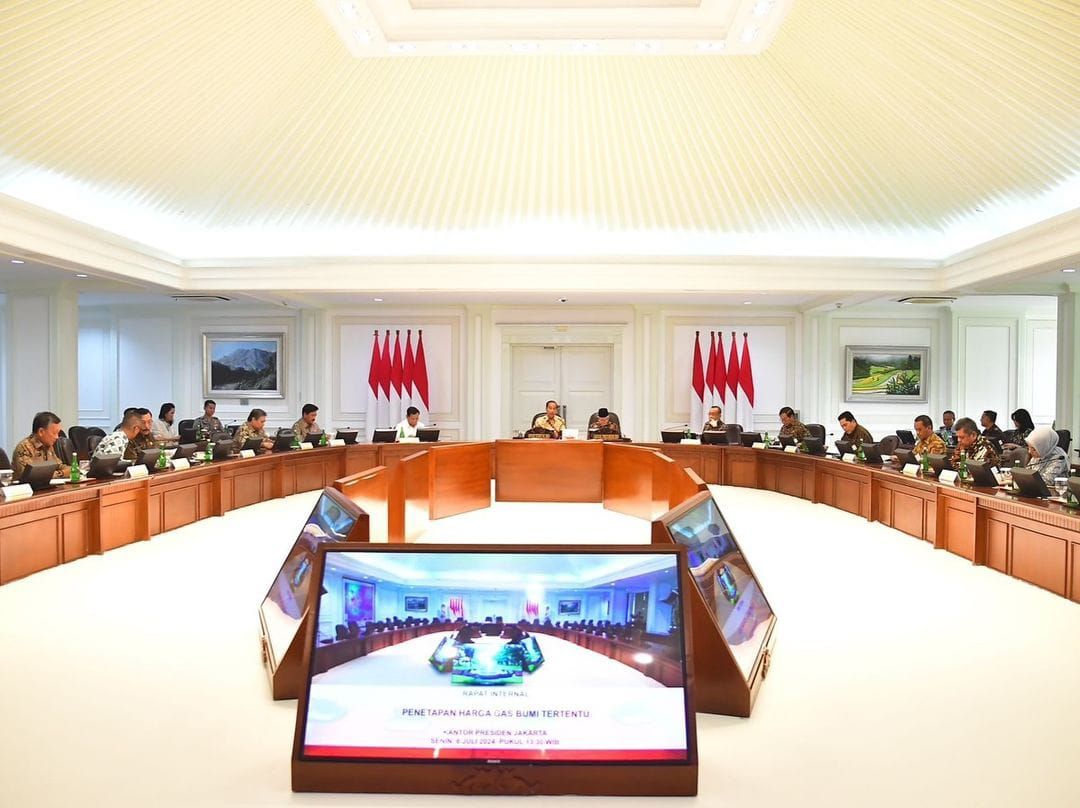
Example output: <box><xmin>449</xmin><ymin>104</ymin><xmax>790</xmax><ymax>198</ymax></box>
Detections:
<box><xmin>651</xmin><ymin>490</ymin><xmax>776</xmax><ymax>717</ymax></box>
<box><xmin>291</xmin><ymin>543</ymin><xmax>698</xmax><ymax>796</ymax></box>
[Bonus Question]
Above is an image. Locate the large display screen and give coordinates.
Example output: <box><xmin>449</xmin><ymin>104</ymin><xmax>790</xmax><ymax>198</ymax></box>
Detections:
<box><xmin>260</xmin><ymin>490</ymin><xmax>360</xmax><ymax>663</ymax></box>
<box><xmin>299</xmin><ymin>548</ymin><xmax>691</xmax><ymax>764</ymax></box>
<box><xmin>665</xmin><ymin>495</ymin><xmax>773</xmax><ymax>678</ymax></box>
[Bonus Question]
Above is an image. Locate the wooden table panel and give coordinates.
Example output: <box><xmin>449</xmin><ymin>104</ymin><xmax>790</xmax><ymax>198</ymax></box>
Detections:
<box><xmin>1011</xmin><ymin>527</ymin><xmax>1068</xmax><ymax>596</ymax></box>
<box><xmin>0</xmin><ymin>515</ymin><xmax>60</xmax><ymax>584</ymax></box>
<box><xmin>61</xmin><ymin>509</ymin><xmax>90</xmax><ymax>562</ymax></box>
<box><xmin>429</xmin><ymin>443</ymin><xmax>492</xmax><ymax>519</ymax></box>
<box><xmin>984</xmin><ymin>515</ymin><xmax>1009</xmax><ymax>572</ymax></box>
<box><xmin>938</xmin><ymin>491</ymin><xmax>977</xmax><ymax>560</ymax></box>
<box><xmin>494</xmin><ymin>440</ymin><xmax>603</xmax><ymax>503</ymax></box>
<box><xmin>334</xmin><ymin>467</ymin><xmax>388</xmax><ymax>542</ymax></box>
<box><xmin>99</xmin><ymin>480</ymin><xmax>148</xmax><ymax>552</ymax></box>
<box><xmin>162</xmin><ymin>485</ymin><xmax>199</xmax><ymax>533</ymax></box>
<box><xmin>1071</xmin><ymin>542</ymin><xmax>1080</xmax><ymax>604</ymax></box>
<box><xmin>892</xmin><ymin>489</ymin><xmax>928</xmax><ymax>540</ymax></box>
<box><xmin>602</xmin><ymin>443</ymin><xmax>657</xmax><ymax>519</ymax></box>
<box><xmin>401</xmin><ymin>451</ymin><xmax>431</xmax><ymax>542</ymax></box>
<box><xmin>344</xmin><ymin>444</ymin><xmax>379</xmax><ymax>476</ymax></box>
<box><xmin>724</xmin><ymin>448</ymin><xmax>759</xmax><ymax>488</ymax></box>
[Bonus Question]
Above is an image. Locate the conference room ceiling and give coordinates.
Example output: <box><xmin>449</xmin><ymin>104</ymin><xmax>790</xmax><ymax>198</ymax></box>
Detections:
<box><xmin>0</xmin><ymin>0</ymin><xmax>1077</xmax><ymax>284</ymax></box>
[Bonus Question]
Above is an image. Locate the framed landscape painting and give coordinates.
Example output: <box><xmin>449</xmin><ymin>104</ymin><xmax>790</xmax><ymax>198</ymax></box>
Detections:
<box><xmin>203</xmin><ymin>333</ymin><xmax>284</xmax><ymax>398</ymax></box>
<box><xmin>845</xmin><ymin>346</ymin><xmax>928</xmax><ymax>403</ymax></box>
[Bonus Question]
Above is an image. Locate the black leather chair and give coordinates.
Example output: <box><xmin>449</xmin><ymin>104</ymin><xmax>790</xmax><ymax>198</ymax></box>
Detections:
<box><xmin>68</xmin><ymin>425</ymin><xmax>90</xmax><ymax>457</ymax></box>
<box><xmin>807</xmin><ymin>423</ymin><xmax>826</xmax><ymax>442</ymax></box>
<box><xmin>1056</xmin><ymin>429</ymin><xmax>1071</xmax><ymax>455</ymax></box>
<box><xmin>177</xmin><ymin>418</ymin><xmax>194</xmax><ymax>435</ymax></box>
<box><xmin>178</xmin><ymin>426</ymin><xmax>196</xmax><ymax>444</ymax></box>
<box><xmin>86</xmin><ymin>427</ymin><xmax>106</xmax><ymax>440</ymax></box>
<box><xmin>334</xmin><ymin>624</ymin><xmax>348</xmax><ymax>641</ymax></box>
<box><xmin>878</xmin><ymin>435</ymin><xmax>900</xmax><ymax>456</ymax></box>
<box><xmin>87</xmin><ymin>435</ymin><xmax>103</xmax><ymax>456</ymax></box>
<box><xmin>0</xmin><ymin>448</ymin><xmax>10</xmax><ymax>470</ymax></box>
<box><xmin>723</xmin><ymin>424</ymin><xmax>743</xmax><ymax>445</ymax></box>
<box><xmin>55</xmin><ymin>437</ymin><xmax>75</xmax><ymax>466</ymax></box>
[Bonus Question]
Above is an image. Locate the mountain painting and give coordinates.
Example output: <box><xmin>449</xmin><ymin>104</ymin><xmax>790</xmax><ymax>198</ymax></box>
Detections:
<box><xmin>204</xmin><ymin>335</ymin><xmax>283</xmax><ymax>397</ymax></box>
<box><xmin>845</xmin><ymin>346</ymin><xmax>927</xmax><ymax>403</ymax></box>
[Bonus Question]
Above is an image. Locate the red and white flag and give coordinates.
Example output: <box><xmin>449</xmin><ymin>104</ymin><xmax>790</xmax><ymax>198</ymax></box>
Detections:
<box><xmin>726</xmin><ymin>332</ymin><xmax>741</xmax><ymax>424</ymax></box>
<box><xmin>738</xmin><ymin>332</ymin><xmax>755</xmax><ymax>430</ymax></box>
<box><xmin>402</xmin><ymin>329</ymin><xmax>415</xmax><ymax>412</ymax></box>
<box><xmin>414</xmin><ymin>330</ymin><xmax>430</xmax><ymax>422</ymax></box>
<box><xmin>365</xmin><ymin>331</ymin><xmax>382</xmax><ymax>440</ymax></box>
<box><xmin>714</xmin><ymin>331</ymin><xmax>728</xmax><ymax>422</ymax></box>
<box><xmin>690</xmin><ymin>331</ymin><xmax>705</xmax><ymax>432</ymax></box>
<box><xmin>705</xmin><ymin>332</ymin><xmax>718</xmax><ymax>410</ymax></box>
<box><xmin>390</xmin><ymin>330</ymin><xmax>404</xmax><ymax>423</ymax></box>
<box><xmin>378</xmin><ymin>329</ymin><xmax>392</xmax><ymax>430</ymax></box>
<box><xmin>449</xmin><ymin>595</ymin><xmax>464</xmax><ymax>619</ymax></box>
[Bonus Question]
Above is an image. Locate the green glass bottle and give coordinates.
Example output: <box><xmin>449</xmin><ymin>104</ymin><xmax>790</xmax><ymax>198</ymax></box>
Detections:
<box><xmin>958</xmin><ymin>452</ymin><xmax>968</xmax><ymax>481</ymax></box>
<box><xmin>205</xmin><ymin>442</ymin><xmax>214</xmax><ymax>463</ymax></box>
<box><xmin>920</xmin><ymin>452</ymin><xmax>931</xmax><ymax>476</ymax></box>
<box><xmin>70</xmin><ymin>452</ymin><xmax>81</xmax><ymax>483</ymax></box>
<box><xmin>320</xmin><ymin>431</ymin><xmax>328</xmax><ymax>447</ymax></box>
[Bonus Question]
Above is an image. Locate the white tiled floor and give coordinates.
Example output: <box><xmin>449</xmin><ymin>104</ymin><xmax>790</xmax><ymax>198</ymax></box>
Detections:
<box><xmin>0</xmin><ymin>485</ymin><xmax>1078</xmax><ymax>807</ymax></box>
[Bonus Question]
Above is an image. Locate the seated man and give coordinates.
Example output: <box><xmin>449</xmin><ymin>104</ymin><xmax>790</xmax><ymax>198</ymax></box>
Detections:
<box><xmin>114</xmin><ymin>406</ymin><xmax>138</xmax><ymax>431</ymax></box>
<box><xmin>12</xmin><ymin>411</ymin><xmax>70</xmax><ymax>479</ymax></box>
<box><xmin>532</xmin><ymin>400</ymin><xmax>565</xmax><ymax>436</ymax></box>
<box><xmin>701</xmin><ymin>405</ymin><xmax>725</xmax><ymax>433</ymax></box>
<box><xmin>910</xmin><ymin>414</ymin><xmax>946</xmax><ymax>460</ymax></box>
<box><xmin>292</xmin><ymin>403</ymin><xmax>321</xmax><ymax>442</ymax></box>
<box><xmin>837</xmin><ymin>410</ymin><xmax>873</xmax><ymax>446</ymax></box>
<box><xmin>152</xmin><ymin>402</ymin><xmax>179</xmax><ymax>442</ymax></box>
<box><xmin>234</xmin><ymin>408</ymin><xmax>275</xmax><ymax>452</ymax></box>
<box><xmin>936</xmin><ymin>410</ymin><xmax>958</xmax><ymax>447</ymax></box>
<box><xmin>395</xmin><ymin>406</ymin><xmax>425</xmax><ymax>439</ymax></box>
<box><xmin>980</xmin><ymin>410</ymin><xmax>1005</xmax><ymax>443</ymax></box>
<box><xmin>952</xmin><ymin>417</ymin><xmax>1000</xmax><ymax>467</ymax></box>
<box><xmin>778</xmin><ymin>406</ymin><xmax>808</xmax><ymax>441</ymax></box>
<box><xmin>588</xmin><ymin>407</ymin><xmax>621</xmax><ymax>436</ymax></box>
<box><xmin>92</xmin><ymin>411</ymin><xmax>143</xmax><ymax>460</ymax></box>
<box><xmin>124</xmin><ymin>408</ymin><xmax>158</xmax><ymax>461</ymax></box>
<box><xmin>193</xmin><ymin>399</ymin><xmax>224</xmax><ymax>437</ymax></box>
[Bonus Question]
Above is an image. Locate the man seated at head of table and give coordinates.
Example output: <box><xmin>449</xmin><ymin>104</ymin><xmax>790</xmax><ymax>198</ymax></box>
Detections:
<box><xmin>778</xmin><ymin>407</ymin><xmax>808</xmax><ymax>441</ymax></box>
<box><xmin>92</xmin><ymin>410</ymin><xmax>144</xmax><ymax>461</ymax></box>
<box><xmin>532</xmin><ymin>400</ymin><xmax>565</xmax><ymax>436</ymax></box>
<box><xmin>589</xmin><ymin>408</ymin><xmax>621</xmax><ymax>437</ymax></box>
<box><xmin>234</xmin><ymin>408</ymin><xmax>275</xmax><ymax>453</ymax></box>
<box><xmin>701</xmin><ymin>406</ymin><xmax>725</xmax><ymax>434</ymax></box>
<box><xmin>152</xmin><ymin>402</ymin><xmax>179</xmax><ymax>443</ymax></box>
<box><xmin>395</xmin><ymin>406</ymin><xmax>425</xmax><ymax>439</ymax></box>
<box><xmin>193</xmin><ymin>399</ymin><xmax>224</xmax><ymax>437</ymax></box>
<box><xmin>951</xmin><ymin>417</ymin><xmax>1000</xmax><ymax>468</ymax></box>
<box><xmin>292</xmin><ymin>403</ymin><xmax>321</xmax><ymax>442</ymax></box>
<box><xmin>837</xmin><ymin>411</ymin><xmax>873</xmax><ymax>447</ymax></box>
<box><xmin>11</xmin><ymin>411</ymin><xmax>71</xmax><ymax>480</ymax></box>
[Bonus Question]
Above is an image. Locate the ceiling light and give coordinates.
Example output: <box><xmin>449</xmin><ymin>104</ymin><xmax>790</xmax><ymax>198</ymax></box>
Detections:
<box><xmin>696</xmin><ymin>41</ymin><xmax>726</xmax><ymax>53</ymax></box>
<box><xmin>388</xmin><ymin>43</ymin><xmax>416</xmax><ymax>53</ymax></box>
<box><xmin>373</xmin><ymin>297</ymin><xmax>383</xmax><ymax>302</ymax></box>
<box><xmin>75</xmin><ymin>273</ymin><xmax>89</xmax><ymax>278</ymax></box>
<box><xmin>510</xmin><ymin>42</ymin><xmax>538</xmax><ymax>53</ymax></box>
<box><xmin>1063</xmin><ymin>268</ymin><xmax>1077</xmax><ymax>273</ymax></box>
<box><xmin>741</xmin><ymin>26</ymin><xmax>759</xmax><ymax>43</ymax></box>
<box><xmin>635</xmin><ymin>41</ymin><xmax>662</xmax><ymax>52</ymax></box>
<box><xmin>338</xmin><ymin>1</ymin><xmax>357</xmax><ymax>19</ymax></box>
<box><xmin>632</xmin><ymin>652</ymin><xmax>654</xmax><ymax>665</ymax></box>
<box><xmin>753</xmin><ymin>0</ymin><xmax>773</xmax><ymax>16</ymax></box>
<box><xmin>10</xmin><ymin>258</ymin><xmax>25</xmax><ymax>264</ymax></box>
<box><xmin>743</xmin><ymin>301</ymin><xmax>753</xmax><ymax>305</ymax></box>
<box><xmin>353</xmin><ymin>29</ymin><xmax>372</xmax><ymax>45</ymax></box>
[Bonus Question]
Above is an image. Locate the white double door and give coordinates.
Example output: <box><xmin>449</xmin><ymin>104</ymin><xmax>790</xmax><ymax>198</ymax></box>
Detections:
<box><xmin>510</xmin><ymin>344</ymin><xmax>614</xmax><ymax>433</ymax></box>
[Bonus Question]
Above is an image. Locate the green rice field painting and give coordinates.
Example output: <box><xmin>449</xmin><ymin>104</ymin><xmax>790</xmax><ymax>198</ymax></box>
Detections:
<box><xmin>844</xmin><ymin>346</ymin><xmax>928</xmax><ymax>402</ymax></box>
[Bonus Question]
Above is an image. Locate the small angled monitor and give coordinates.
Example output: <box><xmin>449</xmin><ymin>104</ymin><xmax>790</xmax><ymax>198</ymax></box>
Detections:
<box><xmin>212</xmin><ymin>439</ymin><xmax>235</xmax><ymax>459</ymax></box>
<box><xmin>965</xmin><ymin>460</ymin><xmax>1000</xmax><ymax>488</ymax></box>
<box><xmin>335</xmin><ymin>429</ymin><xmax>359</xmax><ymax>445</ymax></box>
<box><xmin>86</xmin><ymin>453</ymin><xmax>122</xmax><ymax>480</ymax></box>
<box><xmin>273</xmin><ymin>433</ymin><xmax>297</xmax><ymax>452</ymax></box>
<box><xmin>1010</xmin><ymin>467</ymin><xmax>1052</xmax><ymax>499</ymax></box>
<box><xmin>260</xmin><ymin>488</ymin><xmax>368</xmax><ymax>699</ymax></box>
<box><xmin>660</xmin><ymin>430</ymin><xmax>685</xmax><ymax>444</ymax></box>
<box><xmin>172</xmin><ymin>443</ymin><xmax>199</xmax><ymax>460</ymax></box>
<box><xmin>859</xmin><ymin>443</ymin><xmax>884</xmax><ymax>465</ymax></box>
<box><xmin>305</xmin><ymin>431</ymin><xmax>324</xmax><ymax>445</ymax></box>
<box><xmin>893</xmin><ymin>448</ymin><xmax>914</xmax><ymax>468</ymax></box>
<box><xmin>137</xmin><ymin>447</ymin><xmax>162</xmax><ymax>471</ymax></box>
<box><xmin>292</xmin><ymin>545</ymin><xmax>696</xmax><ymax>796</ymax></box>
<box><xmin>778</xmin><ymin>435</ymin><xmax>796</xmax><ymax>448</ymax></box>
<box><xmin>835</xmin><ymin>439</ymin><xmax>853</xmax><ymax>456</ymax></box>
<box><xmin>372</xmin><ymin>428</ymin><xmax>398</xmax><ymax>444</ymax></box>
<box><xmin>739</xmin><ymin>432</ymin><xmax>762</xmax><ymax>447</ymax></box>
<box><xmin>19</xmin><ymin>461</ymin><xmax>59</xmax><ymax>491</ymax></box>
<box><xmin>242</xmin><ymin>437</ymin><xmax>264</xmax><ymax>452</ymax></box>
<box><xmin>700</xmin><ymin>431</ymin><xmax>726</xmax><ymax>445</ymax></box>
<box><xmin>928</xmin><ymin>453</ymin><xmax>952</xmax><ymax>475</ymax></box>
<box><xmin>895</xmin><ymin>429</ymin><xmax>916</xmax><ymax>445</ymax></box>
<box><xmin>1068</xmin><ymin>477</ymin><xmax>1080</xmax><ymax>502</ymax></box>
<box><xmin>802</xmin><ymin>437</ymin><xmax>826</xmax><ymax>455</ymax></box>
<box><xmin>416</xmin><ymin>428</ymin><xmax>440</xmax><ymax>443</ymax></box>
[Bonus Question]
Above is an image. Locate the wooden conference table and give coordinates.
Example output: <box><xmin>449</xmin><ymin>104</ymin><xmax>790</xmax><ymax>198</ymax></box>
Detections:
<box><xmin>3</xmin><ymin>439</ymin><xmax>1078</xmax><ymax>606</ymax></box>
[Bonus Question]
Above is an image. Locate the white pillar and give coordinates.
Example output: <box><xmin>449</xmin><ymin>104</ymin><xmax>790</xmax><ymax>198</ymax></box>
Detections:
<box><xmin>1055</xmin><ymin>291</ymin><xmax>1079</xmax><ymax>437</ymax></box>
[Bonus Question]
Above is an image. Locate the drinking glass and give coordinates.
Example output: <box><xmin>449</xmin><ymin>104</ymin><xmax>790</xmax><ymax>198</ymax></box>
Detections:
<box><xmin>1054</xmin><ymin>477</ymin><xmax>1068</xmax><ymax>499</ymax></box>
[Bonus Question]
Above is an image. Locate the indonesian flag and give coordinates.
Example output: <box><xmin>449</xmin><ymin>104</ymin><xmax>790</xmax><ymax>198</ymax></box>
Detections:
<box><xmin>390</xmin><ymin>330</ymin><xmax>404</xmax><ymax>423</ymax></box>
<box><xmin>690</xmin><ymin>332</ymin><xmax>705</xmax><ymax>433</ymax></box>
<box><xmin>449</xmin><ymin>596</ymin><xmax>464</xmax><ymax>619</ymax></box>
<box><xmin>414</xmin><ymin>330</ymin><xmax>430</xmax><ymax>422</ymax></box>
<box><xmin>378</xmin><ymin>329</ymin><xmax>391</xmax><ymax>430</ymax></box>
<box><xmin>525</xmin><ymin>600</ymin><xmax>540</xmax><ymax>618</ymax></box>
<box><xmin>402</xmin><ymin>330</ymin><xmax>415</xmax><ymax>413</ymax></box>
<box><xmin>738</xmin><ymin>333</ymin><xmax>755</xmax><ymax>430</ymax></box>
<box><xmin>705</xmin><ymin>332</ymin><xmax>717</xmax><ymax>410</ymax></box>
<box><xmin>365</xmin><ymin>331</ymin><xmax>382</xmax><ymax>441</ymax></box>
<box><xmin>726</xmin><ymin>332</ymin><xmax>741</xmax><ymax>425</ymax></box>
<box><xmin>714</xmin><ymin>332</ymin><xmax>727</xmax><ymax>421</ymax></box>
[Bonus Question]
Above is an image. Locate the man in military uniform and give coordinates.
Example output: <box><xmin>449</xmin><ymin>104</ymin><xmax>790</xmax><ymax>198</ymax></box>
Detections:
<box><xmin>532</xmin><ymin>400</ymin><xmax>565</xmax><ymax>435</ymax></box>
<box><xmin>235</xmin><ymin>408</ymin><xmax>274</xmax><ymax>452</ymax></box>
<box><xmin>93</xmin><ymin>411</ymin><xmax>143</xmax><ymax>460</ymax></box>
<box><xmin>837</xmin><ymin>411</ymin><xmax>874</xmax><ymax>446</ymax></box>
<box><xmin>980</xmin><ymin>410</ymin><xmax>1005</xmax><ymax>443</ymax></box>
<box><xmin>193</xmin><ymin>399</ymin><xmax>224</xmax><ymax>437</ymax></box>
<box><xmin>952</xmin><ymin>417</ymin><xmax>1000</xmax><ymax>466</ymax></box>
<box><xmin>912</xmin><ymin>414</ymin><xmax>947</xmax><ymax>457</ymax></box>
<box><xmin>701</xmin><ymin>406</ymin><xmax>725</xmax><ymax>434</ymax></box>
<box><xmin>123</xmin><ymin>407</ymin><xmax>158</xmax><ymax>461</ymax></box>
<box><xmin>292</xmin><ymin>403</ymin><xmax>321</xmax><ymax>442</ymax></box>
<box><xmin>778</xmin><ymin>407</ymin><xmax>809</xmax><ymax>442</ymax></box>
<box><xmin>11</xmin><ymin>411</ymin><xmax>70</xmax><ymax>479</ymax></box>
<box><xmin>936</xmin><ymin>410</ymin><xmax>957</xmax><ymax>447</ymax></box>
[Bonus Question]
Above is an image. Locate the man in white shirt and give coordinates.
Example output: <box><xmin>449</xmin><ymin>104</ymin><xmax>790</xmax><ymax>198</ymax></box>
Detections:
<box><xmin>394</xmin><ymin>406</ymin><xmax>425</xmax><ymax>439</ymax></box>
<box><xmin>92</xmin><ymin>411</ymin><xmax>143</xmax><ymax>459</ymax></box>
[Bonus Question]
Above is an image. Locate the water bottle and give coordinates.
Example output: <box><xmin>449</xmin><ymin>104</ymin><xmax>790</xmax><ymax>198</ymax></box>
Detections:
<box><xmin>70</xmin><ymin>452</ymin><xmax>81</xmax><ymax>483</ymax></box>
<box><xmin>156</xmin><ymin>447</ymin><xmax>168</xmax><ymax>470</ymax></box>
<box><xmin>320</xmin><ymin>431</ymin><xmax>328</xmax><ymax>447</ymax></box>
<box><xmin>205</xmin><ymin>442</ymin><xmax>214</xmax><ymax>463</ymax></box>
<box><xmin>920</xmin><ymin>452</ymin><xmax>931</xmax><ymax>476</ymax></box>
<box><xmin>958</xmin><ymin>452</ymin><xmax>968</xmax><ymax>481</ymax></box>
<box><xmin>399</xmin><ymin>426</ymin><xmax>406</xmax><ymax>440</ymax></box>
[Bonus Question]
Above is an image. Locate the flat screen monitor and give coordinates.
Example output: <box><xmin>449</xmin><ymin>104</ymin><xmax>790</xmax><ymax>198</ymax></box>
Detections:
<box><xmin>893</xmin><ymin>448</ymin><xmax>914</xmax><ymax>468</ymax></box>
<box><xmin>372</xmin><ymin>428</ymin><xmax>398</xmax><ymax>443</ymax></box>
<box><xmin>335</xmin><ymin>429</ymin><xmax>359</xmax><ymax>445</ymax></box>
<box><xmin>660</xmin><ymin>430</ymin><xmax>686</xmax><ymax>444</ymax></box>
<box><xmin>1010</xmin><ymin>467</ymin><xmax>1051</xmax><ymax>499</ymax></box>
<box><xmin>172</xmin><ymin>443</ymin><xmax>199</xmax><ymax>460</ymax></box>
<box><xmin>86</xmin><ymin>453</ymin><xmax>122</xmax><ymax>479</ymax></box>
<box><xmin>928</xmin><ymin>453</ymin><xmax>952</xmax><ymax>475</ymax></box>
<box><xmin>835</xmin><ymin>439</ymin><xmax>853</xmax><ymax>456</ymax></box>
<box><xmin>739</xmin><ymin>433</ymin><xmax>762</xmax><ymax>447</ymax></box>
<box><xmin>293</xmin><ymin>545</ymin><xmax>694</xmax><ymax>794</ymax></box>
<box><xmin>19</xmin><ymin>461</ymin><xmax>59</xmax><ymax>491</ymax></box>
<box><xmin>659</xmin><ymin>493</ymin><xmax>773</xmax><ymax>680</ymax></box>
<box><xmin>137</xmin><ymin>447</ymin><xmax>162</xmax><ymax>470</ymax></box>
<box><xmin>273</xmin><ymin>433</ymin><xmax>297</xmax><ymax>452</ymax></box>
<box><xmin>700</xmin><ymin>430</ymin><xmax>726</xmax><ymax>445</ymax></box>
<box><xmin>860</xmin><ymin>443</ymin><xmax>884</xmax><ymax>464</ymax></box>
<box><xmin>896</xmin><ymin>430</ymin><xmax>916</xmax><ymax>445</ymax></box>
<box><xmin>243</xmin><ymin>437</ymin><xmax>264</xmax><ymax>452</ymax></box>
<box><xmin>416</xmin><ymin>428</ymin><xmax>440</xmax><ymax>443</ymax></box>
<box><xmin>965</xmin><ymin>460</ymin><xmax>1000</xmax><ymax>487</ymax></box>
<box><xmin>778</xmin><ymin>435</ymin><xmax>796</xmax><ymax>448</ymax></box>
<box><xmin>802</xmin><ymin>437</ymin><xmax>825</xmax><ymax>456</ymax></box>
<box><xmin>212</xmin><ymin>439</ymin><xmax>235</xmax><ymax>460</ymax></box>
<box><xmin>260</xmin><ymin>488</ymin><xmax>366</xmax><ymax>675</ymax></box>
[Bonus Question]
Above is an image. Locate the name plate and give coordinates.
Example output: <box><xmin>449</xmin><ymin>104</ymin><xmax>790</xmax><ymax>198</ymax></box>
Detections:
<box><xmin>126</xmin><ymin>464</ymin><xmax>149</xmax><ymax>479</ymax></box>
<box><xmin>842</xmin><ymin>453</ymin><xmax>857</xmax><ymax>463</ymax></box>
<box><xmin>938</xmin><ymin>469</ymin><xmax>960</xmax><ymax>486</ymax></box>
<box><xmin>170</xmin><ymin>458</ymin><xmax>191</xmax><ymax>471</ymax></box>
<box><xmin>679</xmin><ymin>438</ymin><xmax>700</xmax><ymax>445</ymax></box>
<box><xmin>752</xmin><ymin>441</ymin><xmax>767</xmax><ymax>449</ymax></box>
<box><xmin>0</xmin><ymin>484</ymin><xmax>34</xmax><ymax>501</ymax></box>
<box><xmin>328</xmin><ymin>438</ymin><xmax>346</xmax><ymax>447</ymax></box>
<box><xmin>239</xmin><ymin>449</ymin><xmax>256</xmax><ymax>459</ymax></box>
<box><xmin>902</xmin><ymin>464</ymin><xmax>921</xmax><ymax>477</ymax></box>
<box><xmin>784</xmin><ymin>445</ymin><xmax>799</xmax><ymax>453</ymax></box>
<box><xmin>398</xmin><ymin>436</ymin><xmax>420</xmax><ymax>444</ymax></box>
<box><xmin>299</xmin><ymin>442</ymin><xmax>314</xmax><ymax>451</ymax></box>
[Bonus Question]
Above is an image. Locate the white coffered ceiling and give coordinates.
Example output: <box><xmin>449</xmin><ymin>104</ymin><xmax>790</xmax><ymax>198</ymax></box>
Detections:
<box><xmin>0</xmin><ymin>0</ymin><xmax>1077</xmax><ymax>299</ymax></box>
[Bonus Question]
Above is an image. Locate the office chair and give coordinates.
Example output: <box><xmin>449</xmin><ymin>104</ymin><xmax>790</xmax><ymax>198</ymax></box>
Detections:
<box><xmin>0</xmin><ymin>448</ymin><xmax>10</xmax><ymax>470</ymax></box>
<box><xmin>878</xmin><ymin>435</ymin><xmax>900</xmax><ymax>455</ymax></box>
<box><xmin>999</xmin><ymin>446</ymin><xmax>1028</xmax><ymax>468</ymax></box>
<box><xmin>68</xmin><ymin>426</ymin><xmax>90</xmax><ymax>457</ymax></box>
<box><xmin>1056</xmin><ymin>429</ymin><xmax>1071</xmax><ymax>455</ymax></box>
<box><xmin>86</xmin><ymin>427</ymin><xmax>106</xmax><ymax>439</ymax></box>
<box><xmin>807</xmin><ymin>423</ymin><xmax>826</xmax><ymax>442</ymax></box>
<box><xmin>177</xmin><ymin>419</ymin><xmax>194</xmax><ymax>435</ymax></box>
<box><xmin>724</xmin><ymin>424</ymin><xmax>743</xmax><ymax>445</ymax></box>
<box><xmin>55</xmin><ymin>436</ymin><xmax>75</xmax><ymax>466</ymax></box>
<box><xmin>334</xmin><ymin>625</ymin><xmax>348</xmax><ymax>641</ymax></box>
<box><xmin>87</xmin><ymin>435</ymin><xmax>103</xmax><ymax>456</ymax></box>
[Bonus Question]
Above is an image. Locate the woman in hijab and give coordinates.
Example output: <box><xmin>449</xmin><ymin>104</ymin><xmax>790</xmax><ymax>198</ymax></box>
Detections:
<box><xmin>1025</xmin><ymin>426</ymin><xmax>1069</xmax><ymax>487</ymax></box>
